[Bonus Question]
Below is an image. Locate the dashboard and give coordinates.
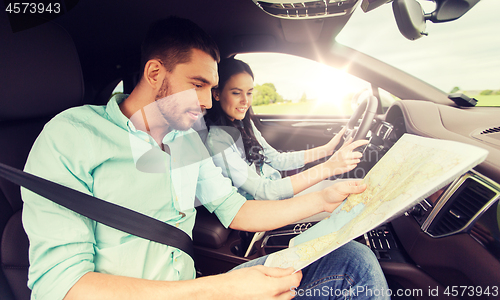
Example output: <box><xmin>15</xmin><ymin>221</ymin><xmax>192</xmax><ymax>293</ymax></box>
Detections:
<box><xmin>374</xmin><ymin>100</ymin><xmax>500</xmax><ymax>296</ymax></box>
<box><xmin>251</xmin><ymin>99</ymin><xmax>500</xmax><ymax>297</ymax></box>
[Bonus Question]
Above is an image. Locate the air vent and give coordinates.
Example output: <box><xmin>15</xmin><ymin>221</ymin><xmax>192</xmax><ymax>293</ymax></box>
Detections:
<box><xmin>481</xmin><ymin>126</ymin><xmax>500</xmax><ymax>135</ymax></box>
<box><xmin>471</xmin><ymin>127</ymin><xmax>500</xmax><ymax>146</ymax></box>
<box><xmin>428</xmin><ymin>178</ymin><xmax>496</xmax><ymax>237</ymax></box>
<box><xmin>253</xmin><ymin>0</ymin><xmax>358</xmax><ymax>19</ymax></box>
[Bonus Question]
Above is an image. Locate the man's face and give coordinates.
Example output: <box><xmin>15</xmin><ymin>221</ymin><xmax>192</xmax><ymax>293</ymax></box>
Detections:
<box><xmin>155</xmin><ymin>49</ymin><xmax>218</xmax><ymax>131</ymax></box>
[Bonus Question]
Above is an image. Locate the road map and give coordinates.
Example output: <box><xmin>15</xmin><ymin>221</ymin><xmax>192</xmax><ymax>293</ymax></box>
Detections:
<box><xmin>264</xmin><ymin>134</ymin><xmax>489</xmax><ymax>271</ymax></box>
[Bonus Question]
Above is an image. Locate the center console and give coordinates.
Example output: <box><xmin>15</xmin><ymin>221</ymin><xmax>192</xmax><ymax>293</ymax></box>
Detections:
<box><xmin>193</xmin><ymin>213</ymin><xmax>411</xmax><ymax>277</ymax></box>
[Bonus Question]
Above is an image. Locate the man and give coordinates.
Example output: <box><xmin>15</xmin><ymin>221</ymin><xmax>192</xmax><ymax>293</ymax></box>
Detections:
<box><xmin>21</xmin><ymin>16</ymin><xmax>388</xmax><ymax>300</ymax></box>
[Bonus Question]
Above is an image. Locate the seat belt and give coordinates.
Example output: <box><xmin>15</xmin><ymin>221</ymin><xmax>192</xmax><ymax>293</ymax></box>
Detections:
<box><xmin>0</xmin><ymin>162</ymin><xmax>194</xmax><ymax>259</ymax></box>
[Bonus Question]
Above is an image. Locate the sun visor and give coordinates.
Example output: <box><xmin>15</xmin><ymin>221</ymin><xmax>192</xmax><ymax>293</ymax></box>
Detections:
<box><xmin>280</xmin><ymin>18</ymin><xmax>324</xmax><ymax>43</ymax></box>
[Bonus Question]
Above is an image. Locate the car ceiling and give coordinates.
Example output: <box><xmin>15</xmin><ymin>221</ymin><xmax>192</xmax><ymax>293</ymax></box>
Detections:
<box><xmin>19</xmin><ymin>0</ymin><xmax>353</xmax><ymax>94</ymax></box>
<box><xmin>5</xmin><ymin>0</ymin><xmax>458</xmax><ymax>106</ymax></box>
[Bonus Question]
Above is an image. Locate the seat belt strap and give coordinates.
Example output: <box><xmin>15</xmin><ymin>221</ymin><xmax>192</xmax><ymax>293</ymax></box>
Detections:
<box><xmin>0</xmin><ymin>162</ymin><xmax>194</xmax><ymax>259</ymax></box>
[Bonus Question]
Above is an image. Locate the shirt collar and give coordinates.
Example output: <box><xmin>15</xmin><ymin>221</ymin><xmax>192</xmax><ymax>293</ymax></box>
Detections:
<box><xmin>105</xmin><ymin>94</ymin><xmax>131</xmax><ymax>131</ymax></box>
<box><xmin>163</xmin><ymin>127</ymin><xmax>196</xmax><ymax>145</ymax></box>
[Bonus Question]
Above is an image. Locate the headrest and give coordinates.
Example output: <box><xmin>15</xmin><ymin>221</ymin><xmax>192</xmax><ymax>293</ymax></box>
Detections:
<box><xmin>0</xmin><ymin>16</ymin><xmax>84</xmax><ymax>121</ymax></box>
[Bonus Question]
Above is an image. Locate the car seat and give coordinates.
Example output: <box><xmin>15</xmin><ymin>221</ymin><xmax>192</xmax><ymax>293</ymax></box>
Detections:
<box><xmin>0</xmin><ymin>14</ymin><xmax>232</xmax><ymax>300</ymax></box>
<box><xmin>0</xmin><ymin>15</ymin><xmax>84</xmax><ymax>300</ymax></box>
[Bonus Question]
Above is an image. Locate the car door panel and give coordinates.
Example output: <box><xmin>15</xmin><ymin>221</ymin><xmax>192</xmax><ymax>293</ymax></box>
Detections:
<box><xmin>251</xmin><ymin>114</ymin><xmax>348</xmax><ymax>153</ymax></box>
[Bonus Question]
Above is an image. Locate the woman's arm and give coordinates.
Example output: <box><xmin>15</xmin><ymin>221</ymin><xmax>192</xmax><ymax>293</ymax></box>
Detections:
<box><xmin>206</xmin><ymin>126</ymin><xmax>296</xmax><ymax>200</ymax></box>
<box><xmin>288</xmin><ymin>139</ymin><xmax>368</xmax><ymax>194</ymax></box>
<box><xmin>207</xmin><ymin>124</ymin><xmax>367</xmax><ymax>199</ymax></box>
<box><xmin>303</xmin><ymin>127</ymin><xmax>348</xmax><ymax>164</ymax></box>
<box><xmin>251</xmin><ymin>123</ymin><xmax>368</xmax><ymax>195</ymax></box>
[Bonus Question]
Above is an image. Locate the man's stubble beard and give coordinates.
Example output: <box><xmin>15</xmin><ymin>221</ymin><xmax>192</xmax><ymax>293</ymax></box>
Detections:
<box><xmin>155</xmin><ymin>78</ymin><xmax>169</xmax><ymax>101</ymax></box>
<box><xmin>155</xmin><ymin>78</ymin><xmax>194</xmax><ymax>131</ymax></box>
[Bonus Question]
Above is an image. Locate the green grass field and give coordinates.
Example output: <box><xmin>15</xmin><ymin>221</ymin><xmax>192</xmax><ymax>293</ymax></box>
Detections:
<box><xmin>473</xmin><ymin>95</ymin><xmax>500</xmax><ymax>107</ymax></box>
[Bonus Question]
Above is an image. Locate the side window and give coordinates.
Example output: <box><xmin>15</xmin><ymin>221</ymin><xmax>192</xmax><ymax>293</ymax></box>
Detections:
<box><xmin>235</xmin><ymin>53</ymin><xmax>371</xmax><ymax>116</ymax></box>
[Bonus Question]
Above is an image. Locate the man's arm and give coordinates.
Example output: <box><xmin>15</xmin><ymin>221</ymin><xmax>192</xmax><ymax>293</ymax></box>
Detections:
<box><xmin>65</xmin><ymin>266</ymin><xmax>301</xmax><ymax>300</ymax></box>
<box><xmin>230</xmin><ymin>180</ymin><xmax>367</xmax><ymax>232</ymax></box>
<box><xmin>22</xmin><ymin>115</ymin><xmax>99</xmax><ymax>300</ymax></box>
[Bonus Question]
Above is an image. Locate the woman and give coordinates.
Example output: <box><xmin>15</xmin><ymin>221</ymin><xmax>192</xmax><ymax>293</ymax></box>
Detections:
<box><xmin>204</xmin><ymin>57</ymin><xmax>367</xmax><ymax>201</ymax></box>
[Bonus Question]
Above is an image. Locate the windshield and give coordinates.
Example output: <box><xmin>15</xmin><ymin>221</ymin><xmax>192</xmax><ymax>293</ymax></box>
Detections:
<box><xmin>336</xmin><ymin>0</ymin><xmax>500</xmax><ymax>107</ymax></box>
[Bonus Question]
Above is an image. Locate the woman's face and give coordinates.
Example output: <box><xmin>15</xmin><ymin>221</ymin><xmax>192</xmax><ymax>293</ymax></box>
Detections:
<box><xmin>215</xmin><ymin>72</ymin><xmax>254</xmax><ymax>121</ymax></box>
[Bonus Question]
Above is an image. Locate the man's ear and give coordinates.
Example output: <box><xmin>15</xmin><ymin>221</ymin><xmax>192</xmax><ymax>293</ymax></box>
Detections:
<box><xmin>143</xmin><ymin>59</ymin><xmax>164</xmax><ymax>89</ymax></box>
<box><xmin>212</xmin><ymin>89</ymin><xmax>220</xmax><ymax>101</ymax></box>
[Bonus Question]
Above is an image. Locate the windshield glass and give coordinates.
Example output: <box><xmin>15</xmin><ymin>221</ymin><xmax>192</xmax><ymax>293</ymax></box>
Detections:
<box><xmin>336</xmin><ymin>0</ymin><xmax>500</xmax><ymax>107</ymax></box>
<box><xmin>235</xmin><ymin>52</ymin><xmax>374</xmax><ymax>115</ymax></box>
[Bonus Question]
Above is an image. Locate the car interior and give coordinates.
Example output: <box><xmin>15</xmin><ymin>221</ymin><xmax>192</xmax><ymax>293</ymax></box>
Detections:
<box><xmin>1</xmin><ymin>0</ymin><xmax>499</xmax><ymax>299</ymax></box>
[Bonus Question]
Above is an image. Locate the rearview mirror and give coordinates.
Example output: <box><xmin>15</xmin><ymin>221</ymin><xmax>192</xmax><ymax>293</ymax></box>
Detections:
<box><xmin>392</xmin><ymin>0</ymin><xmax>427</xmax><ymax>41</ymax></box>
<box><xmin>427</xmin><ymin>0</ymin><xmax>480</xmax><ymax>23</ymax></box>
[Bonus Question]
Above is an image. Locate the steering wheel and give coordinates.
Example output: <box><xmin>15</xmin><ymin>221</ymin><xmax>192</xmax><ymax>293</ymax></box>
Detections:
<box><xmin>344</xmin><ymin>90</ymin><xmax>379</xmax><ymax>142</ymax></box>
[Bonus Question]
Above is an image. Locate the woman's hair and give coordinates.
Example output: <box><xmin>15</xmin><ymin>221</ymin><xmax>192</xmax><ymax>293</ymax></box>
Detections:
<box><xmin>205</xmin><ymin>57</ymin><xmax>265</xmax><ymax>168</ymax></box>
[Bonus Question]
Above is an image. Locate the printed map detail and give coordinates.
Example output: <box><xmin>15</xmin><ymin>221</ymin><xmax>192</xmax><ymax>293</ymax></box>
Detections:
<box><xmin>264</xmin><ymin>134</ymin><xmax>488</xmax><ymax>271</ymax></box>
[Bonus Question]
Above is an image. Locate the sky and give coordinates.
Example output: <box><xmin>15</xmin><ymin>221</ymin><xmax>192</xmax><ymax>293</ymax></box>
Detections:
<box><xmin>237</xmin><ymin>0</ymin><xmax>500</xmax><ymax>102</ymax></box>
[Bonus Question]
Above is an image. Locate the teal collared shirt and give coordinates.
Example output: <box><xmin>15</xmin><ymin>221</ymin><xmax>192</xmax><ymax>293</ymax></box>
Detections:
<box><xmin>21</xmin><ymin>94</ymin><xmax>246</xmax><ymax>300</ymax></box>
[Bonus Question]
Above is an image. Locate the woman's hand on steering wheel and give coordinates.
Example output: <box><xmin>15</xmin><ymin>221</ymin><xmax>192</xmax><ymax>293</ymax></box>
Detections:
<box><xmin>324</xmin><ymin>138</ymin><xmax>369</xmax><ymax>176</ymax></box>
<box><xmin>323</xmin><ymin>127</ymin><xmax>346</xmax><ymax>156</ymax></box>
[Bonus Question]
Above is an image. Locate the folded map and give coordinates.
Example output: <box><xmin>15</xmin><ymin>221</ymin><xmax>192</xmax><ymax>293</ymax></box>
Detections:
<box><xmin>264</xmin><ymin>134</ymin><xmax>489</xmax><ymax>271</ymax></box>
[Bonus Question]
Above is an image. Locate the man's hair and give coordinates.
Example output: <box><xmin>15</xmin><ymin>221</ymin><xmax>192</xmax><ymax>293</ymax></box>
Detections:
<box><xmin>140</xmin><ymin>16</ymin><xmax>220</xmax><ymax>73</ymax></box>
